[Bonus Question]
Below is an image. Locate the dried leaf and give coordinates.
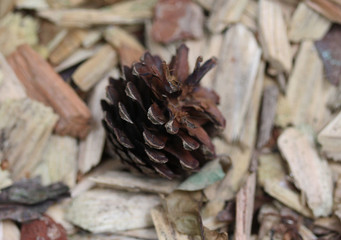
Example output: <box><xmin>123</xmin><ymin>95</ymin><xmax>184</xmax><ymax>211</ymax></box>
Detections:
<box><xmin>0</xmin><ymin>178</ymin><xmax>69</xmax><ymax>222</ymax></box>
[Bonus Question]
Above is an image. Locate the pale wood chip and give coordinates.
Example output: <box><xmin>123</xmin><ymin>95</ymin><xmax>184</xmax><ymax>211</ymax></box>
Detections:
<box><xmin>259</xmin><ymin>0</ymin><xmax>292</xmax><ymax>73</ymax></box>
<box><xmin>73</xmin><ymin>44</ymin><xmax>117</xmax><ymax>91</ymax></box>
<box><xmin>34</xmin><ymin>135</ymin><xmax>78</xmax><ymax>188</ymax></box>
<box><xmin>0</xmin><ymin>220</ymin><xmax>20</xmax><ymax>240</ymax></box>
<box><xmin>213</xmin><ymin>24</ymin><xmax>261</xmax><ymax>143</ymax></box>
<box><xmin>15</xmin><ymin>0</ymin><xmax>48</xmax><ymax>10</ymax></box>
<box><xmin>278</xmin><ymin>128</ymin><xmax>333</xmax><ymax>217</ymax></box>
<box><xmin>0</xmin><ymin>0</ymin><xmax>15</xmax><ymax>18</ymax></box>
<box><xmin>207</xmin><ymin>0</ymin><xmax>249</xmax><ymax>33</ymax></box>
<box><xmin>306</xmin><ymin>0</ymin><xmax>341</xmax><ymax>24</ymax></box>
<box><xmin>289</xmin><ymin>2</ymin><xmax>331</xmax><ymax>42</ymax></box>
<box><xmin>104</xmin><ymin>26</ymin><xmax>145</xmax><ymax>68</ymax></box>
<box><xmin>91</xmin><ymin>170</ymin><xmax>179</xmax><ymax>194</ymax></box>
<box><xmin>66</xmin><ymin>189</ymin><xmax>160</xmax><ymax>233</ymax></box>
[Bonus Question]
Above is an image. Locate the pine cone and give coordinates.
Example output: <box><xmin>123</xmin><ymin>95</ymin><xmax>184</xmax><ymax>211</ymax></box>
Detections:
<box><xmin>101</xmin><ymin>44</ymin><xmax>225</xmax><ymax>179</ymax></box>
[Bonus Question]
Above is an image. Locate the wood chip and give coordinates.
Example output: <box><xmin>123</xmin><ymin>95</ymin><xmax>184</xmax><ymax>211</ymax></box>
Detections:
<box><xmin>306</xmin><ymin>0</ymin><xmax>341</xmax><ymax>24</ymax></box>
<box><xmin>240</xmin><ymin>0</ymin><xmax>258</xmax><ymax>32</ymax></box>
<box><xmin>235</xmin><ymin>172</ymin><xmax>256</xmax><ymax>240</ymax></box>
<box><xmin>104</xmin><ymin>26</ymin><xmax>145</xmax><ymax>67</ymax></box>
<box><xmin>318</xmin><ymin>111</ymin><xmax>341</xmax><ymax>161</ymax></box>
<box><xmin>257</xmin><ymin>84</ymin><xmax>279</xmax><ymax>149</ymax></box>
<box><xmin>66</xmin><ymin>189</ymin><xmax>160</xmax><ymax>233</ymax></box>
<box><xmin>213</xmin><ymin>24</ymin><xmax>261</xmax><ymax>142</ymax></box>
<box><xmin>151</xmin><ymin>0</ymin><xmax>204</xmax><ymax>44</ymax></box>
<box><xmin>49</xmin><ymin>29</ymin><xmax>87</xmax><ymax>66</ymax></box>
<box><xmin>207</xmin><ymin>0</ymin><xmax>249</xmax><ymax>33</ymax></box>
<box><xmin>0</xmin><ymin>220</ymin><xmax>20</xmax><ymax>240</ymax></box>
<box><xmin>7</xmin><ymin>44</ymin><xmax>92</xmax><ymax>138</ymax></box>
<box><xmin>73</xmin><ymin>44</ymin><xmax>117</xmax><ymax>91</ymax></box>
<box><xmin>91</xmin><ymin>170</ymin><xmax>179</xmax><ymax>194</ymax></box>
<box><xmin>288</xmin><ymin>2</ymin><xmax>331</xmax><ymax>42</ymax></box>
<box><xmin>38</xmin><ymin>0</ymin><xmax>157</xmax><ymax>27</ymax></box>
<box><xmin>259</xmin><ymin>0</ymin><xmax>292</xmax><ymax>73</ymax></box>
<box><xmin>78</xmin><ymin>77</ymin><xmax>108</xmax><ymax>174</ymax></box>
<box><xmin>0</xmin><ymin>13</ymin><xmax>38</xmax><ymax>56</ymax></box>
<box><xmin>0</xmin><ymin>169</ymin><xmax>12</xmax><ymax>190</ymax></box>
<box><xmin>15</xmin><ymin>0</ymin><xmax>48</xmax><ymax>10</ymax></box>
<box><xmin>117</xmin><ymin>228</ymin><xmax>157</xmax><ymax>240</ymax></box>
<box><xmin>0</xmin><ymin>53</ymin><xmax>26</xmax><ymax>103</ymax></box>
<box><xmin>278</xmin><ymin>128</ymin><xmax>333</xmax><ymax>217</ymax></box>
<box><xmin>258</xmin><ymin>154</ymin><xmax>313</xmax><ymax>217</ymax></box>
<box><xmin>0</xmin><ymin>0</ymin><xmax>15</xmax><ymax>19</ymax></box>
<box><xmin>151</xmin><ymin>206</ymin><xmax>190</xmax><ymax>240</ymax></box>
<box><xmin>286</xmin><ymin>41</ymin><xmax>332</xmax><ymax>131</ymax></box>
<box><xmin>0</xmin><ymin>99</ymin><xmax>58</xmax><ymax>179</ymax></box>
<box><xmin>34</xmin><ymin>135</ymin><xmax>78</xmax><ymax>188</ymax></box>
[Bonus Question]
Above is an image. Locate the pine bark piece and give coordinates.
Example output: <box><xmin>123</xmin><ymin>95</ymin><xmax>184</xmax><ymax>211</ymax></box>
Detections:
<box><xmin>0</xmin><ymin>220</ymin><xmax>20</xmax><ymax>240</ymax></box>
<box><xmin>0</xmin><ymin>99</ymin><xmax>58</xmax><ymax>179</ymax></box>
<box><xmin>306</xmin><ymin>0</ymin><xmax>341</xmax><ymax>24</ymax></box>
<box><xmin>315</xmin><ymin>24</ymin><xmax>341</xmax><ymax>86</ymax></box>
<box><xmin>78</xmin><ymin>77</ymin><xmax>108</xmax><ymax>174</ymax></box>
<box><xmin>213</xmin><ymin>24</ymin><xmax>261</xmax><ymax>142</ymax></box>
<box><xmin>234</xmin><ymin>172</ymin><xmax>256</xmax><ymax>240</ymax></box>
<box><xmin>151</xmin><ymin>206</ymin><xmax>190</xmax><ymax>240</ymax></box>
<box><xmin>151</xmin><ymin>0</ymin><xmax>204</xmax><ymax>44</ymax></box>
<box><xmin>104</xmin><ymin>27</ymin><xmax>145</xmax><ymax>68</ymax></box>
<box><xmin>7</xmin><ymin>44</ymin><xmax>92</xmax><ymax>139</ymax></box>
<box><xmin>259</xmin><ymin>0</ymin><xmax>292</xmax><ymax>73</ymax></box>
<box><xmin>34</xmin><ymin>135</ymin><xmax>78</xmax><ymax>188</ymax></box>
<box><xmin>49</xmin><ymin>29</ymin><xmax>87</xmax><ymax>66</ymax></box>
<box><xmin>66</xmin><ymin>189</ymin><xmax>160</xmax><ymax>233</ymax></box>
<box><xmin>91</xmin><ymin>171</ymin><xmax>179</xmax><ymax>194</ymax></box>
<box><xmin>258</xmin><ymin>154</ymin><xmax>313</xmax><ymax>217</ymax></box>
<box><xmin>318</xmin><ymin>111</ymin><xmax>341</xmax><ymax>161</ymax></box>
<box><xmin>21</xmin><ymin>215</ymin><xmax>67</xmax><ymax>240</ymax></box>
<box><xmin>257</xmin><ymin>84</ymin><xmax>279</xmax><ymax>149</ymax></box>
<box><xmin>286</xmin><ymin>41</ymin><xmax>331</xmax><ymax>131</ymax></box>
<box><xmin>207</xmin><ymin>0</ymin><xmax>249</xmax><ymax>33</ymax></box>
<box><xmin>0</xmin><ymin>13</ymin><xmax>38</xmax><ymax>56</ymax></box>
<box><xmin>288</xmin><ymin>3</ymin><xmax>331</xmax><ymax>42</ymax></box>
<box><xmin>278</xmin><ymin>128</ymin><xmax>333</xmax><ymax>217</ymax></box>
<box><xmin>0</xmin><ymin>53</ymin><xmax>26</xmax><ymax>103</ymax></box>
<box><xmin>73</xmin><ymin>45</ymin><xmax>117</xmax><ymax>91</ymax></box>
<box><xmin>38</xmin><ymin>0</ymin><xmax>157</xmax><ymax>27</ymax></box>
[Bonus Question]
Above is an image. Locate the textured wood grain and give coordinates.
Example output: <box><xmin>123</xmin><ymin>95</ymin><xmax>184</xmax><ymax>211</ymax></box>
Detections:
<box><xmin>278</xmin><ymin>128</ymin><xmax>333</xmax><ymax>217</ymax></box>
<box><xmin>259</xmin><ymin>0</ymin><xmax>292</xmax><ymax>73</ymax></box>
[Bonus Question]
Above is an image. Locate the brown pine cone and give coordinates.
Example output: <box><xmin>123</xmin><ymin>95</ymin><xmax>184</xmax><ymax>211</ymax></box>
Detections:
<box><xmin>101</xmin><ymin>44</ymin><xmax>225</xmax><ymax>179</ymax></box>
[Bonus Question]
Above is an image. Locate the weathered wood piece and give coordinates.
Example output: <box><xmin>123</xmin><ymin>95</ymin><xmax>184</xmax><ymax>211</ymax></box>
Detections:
<box><xmin>0</xmin><ymin>0</ymin><xmax>15</xmax><ymax>18</ymax></box>
<box><xmin>0</xmin><ymin>99</ymin><xmax>58</xmax><ymax>179</ymax></box>
<box><xmin>240</xmin><ymin>0</ymin><xmax>258</xmax><ymax>32</ymax></box>
<box><xmin>286</xmin><ymin>41</ymin><xmax>331</xmax><ymax>131</ymax></box>
<box><xmin>193</xmin><ymin>0</ymin><xmax>215</xmax><ymax>10</ymax></box>
<box><xmin>318</xmin><ymin>111</ymin><xmax>341</xmax><ymax>161</ymax></box>
<box><xmin>289</xmin><ymin>2</ymin><xmax>331</xmax><ymax>42</ymax></box>
<box><xmin>258</xmin><ymin>154</ymin><xmax>313</xmax><ymax>217</ymax></box>
<box><xmin>78</xmin><ymin>77</ymin><xmax>108</xmax><ymax>174</ymax></box>
<box><xmin>213</xmin><ymin>24</ymin><xmax>261</xmax><ymax>142</ymax></box>
<box><xmin>91</xmin><ymin>171</ymin><xmax>179</xmax><ymax>194</ymax></box>
<box><xmin>0</xmin><ymin>220</ymin><xmax>20</xmax><ymax>240</ymax></box>
<box><xmin>0</xmin><ymin>13</ymin><xmax>38</xmax><ymax>56</ymax></box>
<box><xmin>278</xmin><ymin>128</ymin><xmax>333</xmax><ymax>217</ymax></box>
<box><xmin>34</xmin><ymin>135</ymin><xmax>78</xmax><ymax>188</ymax></box>
<box><xmin>73</xmin><ymin>45</ymin><xmax>117</xmax><ymax>91</ymax></box>
<box><xmin>0</xmin><ymin>53</ymin><xmax>26</xmax><ymax>103</ymax></box>
<box><xmin>104</xmin><ymin>27</ymin><xmax>145</xmax><ymax>68</ymax></box>
<box><xmin>49</xmin><ymin>29</ymin><xmax>87</xmax><ymax>66</ymax></box>
<box><xmin>117</xmin><ymin>228</ymin><xmax>157</xmax><ymax>240</ymax></box>
<box><xmin>234</xmin><ymin>172</ymin><xmax>256</xmax><ymax>240</ymax></box>
<box><xmin>151</xmin><ymin>206</ymin><xmax>190</xmax><ymax>240</ymax></box>
<box><xmin>0</xmin><ymin>169</ymin><xmax>12</xmax><ymax>190</ymax></box>
<box><xmin>259</xmin><ymin>0</ymin><xmax>292</xmax><ymax>73</ymax></box>
<box><xmin>306</xmin><ymin>0</ymin><xmax>341</xmax><ymax>24</ymax></box>
<box><xmin>207</xmin><ymin>0</ymin><xmax>249</xmax><ymax>33</ymax></box>
<box><xmin>15</xmin><ymin>0</ymin><xmax>48</xmax><ymax>10</ymax></box>
<box><xmin>7</xmin><ymin>44</ymin><xmax>92</xmax><ymax>138</ymax></box>
<box><xmin>257</xmin><ymin>84</ymin><xmax>279</xmax><ymax>149</ymax></box>
<box><xmin>38</xmin><ymin>0</ymin><xmax>157</xmax><ymax>27</ymax></box>
<box><xmin>66</xmin><ymin>189</ymin><xmax>160</xmax><ymax>233</ymax></box>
